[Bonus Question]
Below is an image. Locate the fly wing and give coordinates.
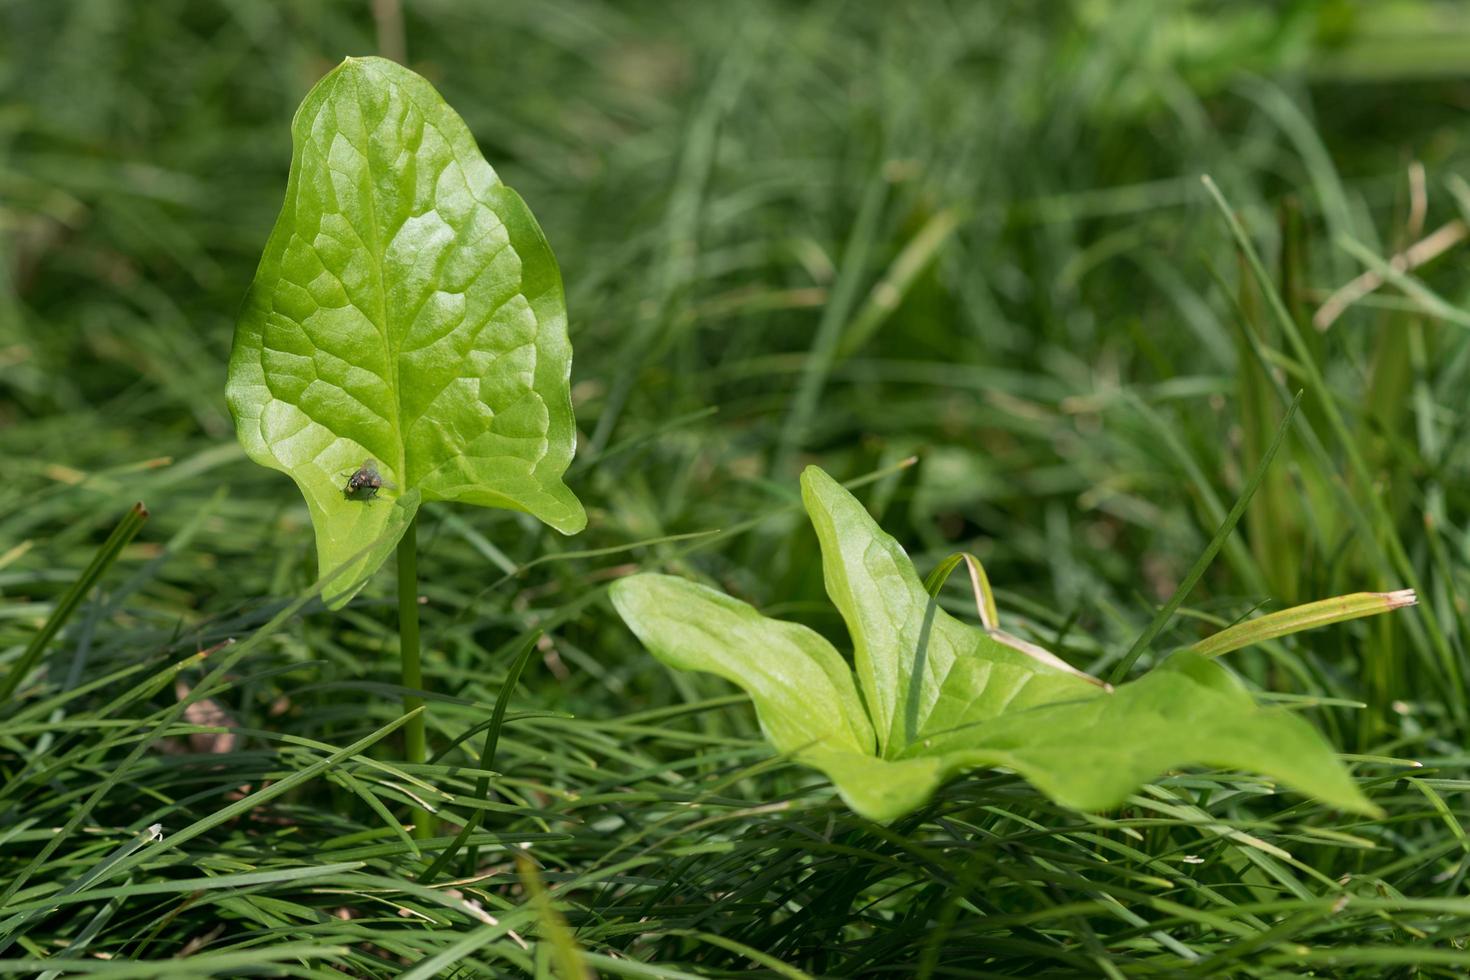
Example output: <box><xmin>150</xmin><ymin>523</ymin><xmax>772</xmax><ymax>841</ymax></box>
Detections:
<box><xmin>362</xmin><ymin>460</ymin><xmax>397</xmax><ymax>490</ymax></box>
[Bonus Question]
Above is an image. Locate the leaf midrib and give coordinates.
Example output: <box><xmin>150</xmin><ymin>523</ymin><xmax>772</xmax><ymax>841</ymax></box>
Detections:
<box><xmin>346</xmin><ymin>62</ymin><xmax>405</xmax><ymax>483</ymax></box>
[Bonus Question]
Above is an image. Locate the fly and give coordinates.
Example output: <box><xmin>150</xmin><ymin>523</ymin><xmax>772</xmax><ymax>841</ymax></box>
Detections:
<box><xmin>343</xmin><ymin>459</ymin><xmax>393</xmax><ymax>502</ymax></box>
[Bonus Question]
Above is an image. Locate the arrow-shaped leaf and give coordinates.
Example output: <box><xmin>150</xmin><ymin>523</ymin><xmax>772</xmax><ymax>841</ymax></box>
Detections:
<box><xmin>227</xmin><ymin>56</ymin><xmax>584</xmax><ymax>605</ymax></box>
<box><xmin>612</xmin><ymin>467</ymin><xmax>1380</xmax><ymax>822</ymax></box>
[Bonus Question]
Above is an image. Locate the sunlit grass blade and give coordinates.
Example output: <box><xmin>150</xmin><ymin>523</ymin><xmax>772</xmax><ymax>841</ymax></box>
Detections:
<box><xmin>517</xmin><ymin>852</ymin><xmax>591</xmax><ymax>979</ymax></box>
<box><xmin>1192</xmin><ymin>590</ymin><xmax>1418</xmax><ymax>658</ymax></box>
<box><xmin>837</xmin><ymin>207</ymin><xmax>962</xmax><ymax>359</ymax></box>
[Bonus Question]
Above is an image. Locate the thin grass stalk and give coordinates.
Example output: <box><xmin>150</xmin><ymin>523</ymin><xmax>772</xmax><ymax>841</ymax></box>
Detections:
<box><xmin>1108</xmin><ymin>393</ymin><xmax>1300</xmax><ymax>683</ymax></box>
<box><xmin>397</xmin><ymin>515</ymin><xmax>430</xmax><ymax>840</ymax></box>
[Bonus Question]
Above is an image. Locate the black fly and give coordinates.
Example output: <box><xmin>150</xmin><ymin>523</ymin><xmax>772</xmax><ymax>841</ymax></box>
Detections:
<box><xmin>343</xmin><ymin>459</ymin><xmax>391</xmax><ymax>502</ymax></box>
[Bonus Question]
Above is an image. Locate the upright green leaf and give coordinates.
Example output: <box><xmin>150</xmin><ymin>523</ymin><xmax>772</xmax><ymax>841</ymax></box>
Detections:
<box><xmin>800</xmin><ymin>466</ymin><xmax>1095</xmax><ymax>755</ymax></box>
<box><xmin>227</xmin><ymin>57</ymin><xmax>584</xmax><ymax>605</ymax></box>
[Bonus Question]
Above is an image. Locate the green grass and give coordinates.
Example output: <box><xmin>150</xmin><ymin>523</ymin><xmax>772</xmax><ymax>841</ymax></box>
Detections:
<box><xmin>6</xmin><ymin>0</ymin><xmax>1470</xmax><ymax>974</ymax></box>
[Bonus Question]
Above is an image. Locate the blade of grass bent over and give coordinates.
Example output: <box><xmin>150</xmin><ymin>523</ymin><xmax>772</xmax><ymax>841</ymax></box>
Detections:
<box><xmin>923</xmin><ymin>551</ymin><xmax>1100</xmax><ymax>684</ymax></box>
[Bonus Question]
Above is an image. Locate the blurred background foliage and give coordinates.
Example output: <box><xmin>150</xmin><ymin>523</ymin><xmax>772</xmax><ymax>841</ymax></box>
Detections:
<box><xmin>7</xmin><ymin>0</ymin><xmax>1470</xmax><ymax>974</ymax></box>
<box><xmin>8</xmin><ymin>0</ymin><xmax>1470</xmax><ymax>717</ymax></box>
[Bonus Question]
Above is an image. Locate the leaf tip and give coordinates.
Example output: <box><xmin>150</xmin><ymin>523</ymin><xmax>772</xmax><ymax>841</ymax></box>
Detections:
<box><xmin>335</xmin><ymin>54</ymin><xmax>391</xmax><ymax>73</ymax></box>
<box><xmin>1379</xmin><ymin>588</ymin><xmax>1418</xmax><ymax>610</ymax></box>
<box><xmin>553</xmin><ymin>501</ymin><xmax>588</xmax><ymax>536</ymax></box>
<box><xmin>798</xmin><ymin>464</ymin><xmax>833</xmax><ymax>489</ymax></box>
<box><xmin>608</xmin><ymin>572</ymin><xmax>660</xmax><ymax>628</ymax></box>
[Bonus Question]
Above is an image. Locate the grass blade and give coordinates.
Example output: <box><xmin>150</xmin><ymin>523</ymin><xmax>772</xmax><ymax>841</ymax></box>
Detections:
<box><xmin>1192</xmin><ymin>590</ymin><xmax>1419</xmax><ymax>658</ymax></box>
<box><xmin>1</xmin><ymin>502</ymin><xmax>148</xmax><ymax>704</ymax></box>
<box><xmin>1108</xmin><ymin>392</ymin><xmax>1300</xmax><ymax>682</ymax></box>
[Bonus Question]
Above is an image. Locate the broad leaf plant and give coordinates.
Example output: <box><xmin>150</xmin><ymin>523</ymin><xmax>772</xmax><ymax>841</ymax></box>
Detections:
<box><xmin>226</xmin><ymin>57</ymin><xmax>584</xmax><ymax>838</ymax></box>
<box><xmin>227</xmin><ymin>57</ymin><xmax>1398</xmax><ymax>833</ymax></box>
<box><xmin>613</xmin><ymin>467</ymin><xmax>1391</xmax><ymax>823</ymax></box>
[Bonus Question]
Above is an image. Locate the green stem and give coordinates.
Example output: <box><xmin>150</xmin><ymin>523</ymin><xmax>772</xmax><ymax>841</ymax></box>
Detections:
<box><xmin>398</xmin><ymin>515</ymin><xmax>430</xmax><ymax>839</ymax></box>
<box><xmin>418</xmin><ymin>629</ymin><xmax>541</xmax><ymax>884</ymax></box>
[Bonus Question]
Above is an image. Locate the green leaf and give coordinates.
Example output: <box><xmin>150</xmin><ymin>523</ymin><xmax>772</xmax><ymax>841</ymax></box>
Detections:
<box><xmin>917</xmin><ymin>657</ymin><xmax>1104</xmax><ymax>741</ymax></box>
<box><xmin>799</xmin><ymin>749</ymin><xmax>948</xmax><ymax>825</ymax></box>
<box><xmin>226</xmin><ymin>56</ymin><xmax>584</xmax><ymax>606</ymax></box>
<box><xmin>612</xmin><ymin>466</ymin><xmax>1380</xmax><ymax>823</ymax></box>
<box><xmin>913</xmin><ymin>651</ymin><xmax>1376</xmax><ymax>815</ymax></box>
<box><xmin>609</xmin><ymin>574</ymin><xmax>874</xmax><ymax>757</ymax></box>
<box><xmin>800</xmin><ymin>465</ymin><xmax>1096</xmax><ymax>755</ymax></box>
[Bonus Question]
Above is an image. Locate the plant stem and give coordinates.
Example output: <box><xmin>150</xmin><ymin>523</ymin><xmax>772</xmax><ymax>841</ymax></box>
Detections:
<box><xmin>419</xmin><ymin>629</ymin><xmax>541</xmax><ymax>884</ymax></box>
<box><xmin>398</xmin><ymin>514</ymin><xmax>430</xmax><ymax>839</ymax></box>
